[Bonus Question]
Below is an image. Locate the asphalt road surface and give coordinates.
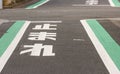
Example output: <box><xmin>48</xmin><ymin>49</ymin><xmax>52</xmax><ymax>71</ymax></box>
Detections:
<box><xmin>0</xmin><ymin>0</ymin><xmax>120</xmax><ymax>74</ymax></box>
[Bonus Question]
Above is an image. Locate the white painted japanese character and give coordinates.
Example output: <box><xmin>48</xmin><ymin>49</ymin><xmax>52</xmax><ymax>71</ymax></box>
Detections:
<box><xmin>20</xmin><ymin>43</ymin><xmax>55</xmax><ymax>56</ymax></box>
<box><xmin>28</xmin><ymin>32</ymin><xmax>56</xmax><ymax>41</ymax></box>
<box><xmin>33</xmin><ymin>24</ymin><xmax>57</xmax><ymax>30</ymax></box>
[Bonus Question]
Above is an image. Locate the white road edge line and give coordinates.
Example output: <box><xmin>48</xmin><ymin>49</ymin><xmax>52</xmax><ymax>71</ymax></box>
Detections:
<box><xmin>108</xmin><ymin>0</ymin><xmax>115</xmax><ymax>7</ymax></box>
<box><xmin>0</xmin><ymin>21</ymin><xmax>31</xmax><ymax>72</ymax></box>
<box><xmin>31</xmin><ymin>21</ymin><xmax>62</xmax><ymax>23</ymax></box>
<box><xmin>0</xmin><ymin>19</ymin><xmax>9</xmax><ymax>26</ymax></box>
<box><xmin>27</xmin><ymin>0</ymin><xmax>50</xmax><ymax>9</ymax></box>
<box><xmin>33</xmin><ymin>0</ymin><xmax>50</xmax><ymax>8</ymax></box>
<box><xmin>84</xmin><ymin>18</ymin><xmax>120</xmax><ymax>21</ymax></box>
<box><xmin>72</xmin><ymin>4</ymin><xmax>110</xmax><ymax>6</ymax></box>
<box><xmin>80</xmin><ymin>20</ymin><xmax>120</xmax><ymax>74</ymax></box>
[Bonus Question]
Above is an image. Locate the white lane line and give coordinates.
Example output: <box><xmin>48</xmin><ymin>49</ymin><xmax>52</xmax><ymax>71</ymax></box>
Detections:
<box><xmin>81</xmin><ymin>18</ymin><xmax>120</xmax><ymax>21</ymax></box>
<box><xmin>111</xmin><ymin>20</ymin><xmax>120</xmax><ymax>28</ymax></box>
<box><xmin>8</xmin><ymin>20</ymin><xmax>62</xmax><ymax>23</ymax></box>
<box><xmin>0</xmin><ymin>19</ymin><xmax>9</xmax><ymax>26</ymax></box>
<box><xmin>107</xmin><ymin>18</ymin><xmax>120</xmax><ymax>20</ymax></box>
<box><xmin>73</xmin><ymin>39</ymin><xmax>85</xmax><ymax>41</ymax></box>
<box><xmin>0</xmin><ymin>21</ymin><xmax>31</xmax><ymax>72</ymax></box>
<box><xmin>33</xmin><ymin>0</ymin><xmax>50</xmax><ymax>8</ymax></box>
<box><xmin>31</xmin><ymin>21</ymin><xmax>62</xmax><ymax>23</ymax></box>
<box><xmin>26</xmin><ymin>0</ymin><xmax>50</xmax><ymax>9</ymax></box>
<box><xmin>72</xmin><ymin>4</ymin><xmax>110</xmax><ymax>6</ymax></box>
<box><xmin>108</xmin><ymin>0</ymin><xmax>115</xmax><ymax>7</ymax></box>
<box><xmin>80</xmin><ymin>20</ymin><xmax>120</xmax><ymax>74</ymax></box>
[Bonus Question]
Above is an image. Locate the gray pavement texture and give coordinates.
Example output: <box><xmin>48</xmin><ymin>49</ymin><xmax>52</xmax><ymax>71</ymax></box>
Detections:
<box><xmin>0</xmin><ymin>0</ymin><xmax>120</xmax><ymax>74</ymax></box>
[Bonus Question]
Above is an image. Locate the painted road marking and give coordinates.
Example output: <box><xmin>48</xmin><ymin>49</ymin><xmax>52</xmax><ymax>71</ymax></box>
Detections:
<box><xmin>0</xmin><ymin>19</ymin><xmax>9</xmax><ymax>26</ymax></box>
<box><xmin>0</xmin><ymin>21</ymin><xmax>31</xmax><ymax>72</ymax></box>
<box><xmin>89</xmin><ymin>18</ymin><xmax>120</xmax><ymax>21</ymax></box>
<box><xmin>111</xmin><ymin>20</ymin><xmax>120</xmax><ymax>28</ymax></box>
<box><xmin>9</xmin><ymin>20</ymin><xmax>62</xmax><ymax>23</ymax></box>
<box><xmin>0</xmin><ymin>20</ymin><xmax>109</xmax><ymax>74</ymax></box>
<box><xmin>31</xmin><ymin>21</ymin><xmax>62</xmax><ymax>23</ymax></box>
<box><xmin>108</xmin><ymin>0</ymin><xmax>115</xmax><ymax>6</ymax></box>
<box><xmin>86</xmin><ymin>20</ymin><xmax>120</xmax><ymax>72</ymax></box>
<box><xmin>73</xmin><ymin>39</ymin><xmax>85</xmax><ymax>41</ymax></box>
<box><xmin>0</xmin><ymin>21</ymin><xmax>25</xmax><ymax>56</ymax></box>
<box><xmin>0</xmin><ymin>21</ymin><xmax>61</xmax><ymax>72</ymax></box>
<box><xmin>72</xmin><ymin>4</ymin><xmax>110</xmax><ymax>7</ymax></box>
<box><xmin>26</xmin><ymin>0</ymin><xmax>50</xmax><ymax>9</ymax></box>
<box><xmin>86</xmin><ymin>0</ymin><xmax>98</xmax><ymax>5</ymax></box>
<box><xmin>33</xmin><ymin>24</ymin><xmax>57</xmax><ymax>30</ymax></box>
<box><xmin>28</xmin><ymin>32</ymin><xmax>57</xmax><ymax>41</ymax></box>
<box><xmin>108</xmin><ymin>0</ymin><xmax>120</xmax><ymax>7</ymax></box>
<box><xmin>80</xmin><ymin>20</ymin><xmax>120</xmax><ymax>74</ymax></box>
<box><xmin>19</xmin><ymin>21</ymin><xmax>61</xmax><ymax>57</ymax></box>
<box><xmin>20</xmin><ymin>43</ymin><xmax>55</xmax><ymax>56</ymax></box>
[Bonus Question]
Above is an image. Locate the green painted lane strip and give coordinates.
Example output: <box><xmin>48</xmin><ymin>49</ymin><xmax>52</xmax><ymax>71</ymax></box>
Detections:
<box><xmin>112</xmin><ymin>0</ymin><xmax>120</xmax><ymax>7</ymax></box>
<box><xmin>87</xmin><ymin>19</ymin><xmax>120</xmax><ymax>70</ymax></box>
<box><xmin>26</xmin><ymin>0</ymin><xmax>49</xmax><ymax>9</ymax></box>
<box><xmin>0</xmin><ymin>21</ymin><xmax>25</xmax><ymax>57</ymax></box>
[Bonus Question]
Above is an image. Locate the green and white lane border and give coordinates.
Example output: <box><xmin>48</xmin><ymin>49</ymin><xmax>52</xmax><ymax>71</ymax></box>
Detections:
<box><xmin>108</xmin><ymin>0</ymin><xmax>120</xmax><ymax>7</ymax></box>
<box><xmin>0</xmin><ymin>20</ymin><xmax>62</xmax><ymax>72</ymax></box>
<box><xmin>81</xmin><ymin>19</ymin><xmax>120</xmax><ymax>74</ymax></box>
<box><xmin>26</xmin><ymin>0</ymin><xmax>50</xmax><ymax>9</ymax></box>
<box><xmin>0</xmin><ymin>21</ymin><xmax>31</xmax><ymax>72</ymax></box>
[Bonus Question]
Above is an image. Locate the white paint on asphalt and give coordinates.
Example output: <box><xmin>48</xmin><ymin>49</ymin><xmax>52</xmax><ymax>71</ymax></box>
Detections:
<box><xmin>85</xmin><ymin>0</ymin><xmax>98</xmax><ymax>5</ymax></box>
<box><xmin>0</xmin><ymin>19</ymin><xmax>9</xmax><ymax>26</ymax></box>
<box><xmin>33</xmin><ymin>0</ymin><xmax>50</xmax><ymax>8</ymax></box>
<box><xmin>26</xmin><ymin>0</ymin><xmax>50</xmax><ymax>9</ymax></box>
<box><xmin>72</xmin><ymin>4</ymin><xmax>110</xmax><ymax>7</ymax></box>
<box><xmin>73</xmin><ymin>39</ymin><xmax>85</xmax><ymax>41</ymax></box>
<box><xmin>80</xmin><ymin>20</ymin><xmax>120</xmax><ymax>74</ymax></box>
<box><xmin>19</xmin><ymin>21</ymin><xmax>60</xmax><ymax>57</ymax></box>
<box><xmin>108</xmin><ymin>0</ymin><xmax>115</xmax><ymax>7</ymax></box>
<box><xmin>33</xmin><ymin>24</ymin><xmax>57</xmax><ymax>30</ymax></box>
<box><xmin>9</xmin><ymin>20</ymin><xmax>62</xmax><ymax>23</ymax></box>
<box><xmin>83</xmin><ymin>18</ymin><xmax>120</xmax><ymax>21</ymax></box>
<box><xmin>31</xmin><ymin>21</ymin><xmax>62</xmax><ymax>23</ymax></box>
<box><xmin>0</xmin><ymin>21</ymin><xmax>31</xmax><ymax>72</ymax></box>
<box><xmin>28</xmin><ymin>32</ymin><xmax>56</xmax><ymax>41</ymax></box>
<box><xmin>20</xmin><ymin>43</ymin><xmax>55</xmax><ymax>56</ymax></box>
<box><xmin>111</xmin><ymin>20</ymin><xmax>120</xmax><ymax>28</ymax></box>
<box><xmin>107</xmin><ymin>18</ymin><xmax>120</xmax><ymax>20</ymax></box>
